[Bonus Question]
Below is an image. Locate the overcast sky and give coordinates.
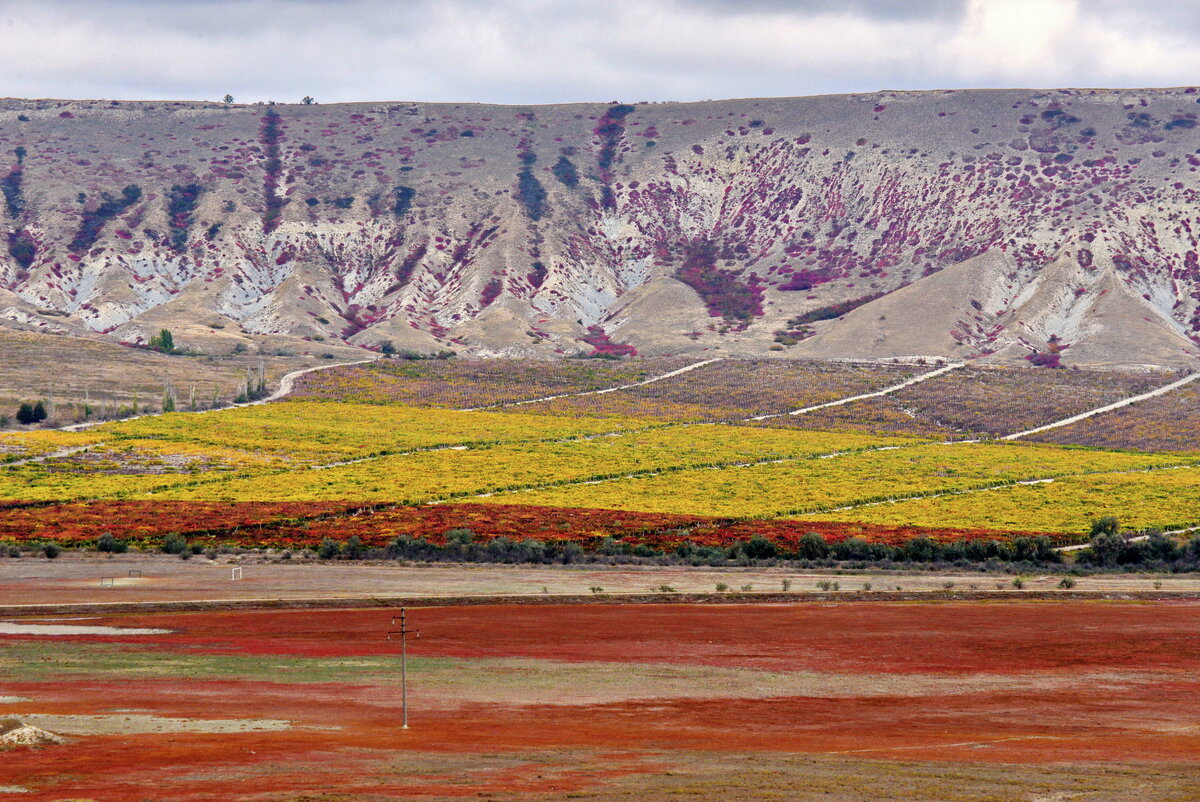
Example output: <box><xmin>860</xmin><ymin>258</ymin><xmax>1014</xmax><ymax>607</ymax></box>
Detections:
<box><xmin>2</xmin><ymin>0</ymin><xmax>1198</xmax><ymax>104</ymax></box>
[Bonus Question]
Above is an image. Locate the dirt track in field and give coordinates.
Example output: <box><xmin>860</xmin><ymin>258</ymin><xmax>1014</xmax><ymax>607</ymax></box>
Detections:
<box><xmin>2</xmin><ymin>601</ymin><xmax>1200</xmax><ymax>800</ymax></box>
<box><xmin>2</xmin><ymin>554</ymin><xmax>1198</xmax><ymax>613</ymax></box>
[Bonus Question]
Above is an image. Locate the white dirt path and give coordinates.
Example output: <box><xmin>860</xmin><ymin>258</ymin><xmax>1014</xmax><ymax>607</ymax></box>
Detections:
<box><xmin>746</xmin><ymin>362</ymin><xmax>966</xmax><ymax>421</ymax></box>
<box><xmin>458</xmin><ymin>358</ymin><xmax>723</xmax><ymax>411</ymax></box>
<box><xmin>1003</xmin><ymin>372</ymin><xmax>1200</xmax><ymax>441</ymax></box>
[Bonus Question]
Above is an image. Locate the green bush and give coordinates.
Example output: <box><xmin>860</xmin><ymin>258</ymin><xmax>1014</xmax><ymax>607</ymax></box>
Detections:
<box><xmin>97</xmin><ymin>532</ymin><xmax>128</xmax><ymax>553</ymax></box>
<box><xmin>317</xmin><ymin>538</ymin><xmax>339</xmax><ymax>560</ymax></box>
<box><xmin>743</xmin><ymin>534</ymin><xmax>778</xmax><ymax>560</ymax></box>
<box><xmin>796</xmin><ymin>531</ymin><xmax>828</xmax><ymax>560</ymax></box>
<box><xmin>161</xmin><ymin>533</ymin><xmax>188</xmax><ymax>555</ymax></box>
<box><xmin>446</xmin><ymin>528</ymin><xmax>475</xmax><ymax>546</ymax></box>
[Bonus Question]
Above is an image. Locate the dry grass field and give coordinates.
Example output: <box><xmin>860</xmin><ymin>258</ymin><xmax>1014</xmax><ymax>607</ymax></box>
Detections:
<box><xmin>0</xmin><ymin>330</ymin><xmax>361</xmax><ymax>426</ymax></box>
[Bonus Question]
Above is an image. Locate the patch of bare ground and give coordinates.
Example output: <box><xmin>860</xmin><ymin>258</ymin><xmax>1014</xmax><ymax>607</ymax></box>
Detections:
<box><xmin>13</xmin><ymin>713</ymin><xmax>290</xmax><ymax>735</ymax></box>
<box><xmin>2</xmin><ymin>554</ymin><xmax>1199</xmax><ymax>611</ymax></box>
<box><xmin>552</xmin><ymin>752</ymin><xmax>1200</xmax><ymax>802</ymax></box>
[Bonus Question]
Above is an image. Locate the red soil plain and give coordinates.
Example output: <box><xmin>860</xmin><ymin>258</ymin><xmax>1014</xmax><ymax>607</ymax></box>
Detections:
<box><xmin>4</xmin><ymin>601</ymin><xmax>1200</xmax><ymax>800</ymax></box>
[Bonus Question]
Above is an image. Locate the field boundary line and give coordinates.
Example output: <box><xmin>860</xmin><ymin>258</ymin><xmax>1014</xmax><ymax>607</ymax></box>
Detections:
<box><xmin>458</xmin><ymin>358</ymin><xmax>723</xmax><ymax>412</ymax></box>
<box><xmin>1003</xmin><ymin>371</ymin><xmax>1200</xmax><ymax>441</ymax></box>
<box><xmin>747</xmin><ymin>363</ymin><xmax>966</xmax><ymax>421</ymax></box>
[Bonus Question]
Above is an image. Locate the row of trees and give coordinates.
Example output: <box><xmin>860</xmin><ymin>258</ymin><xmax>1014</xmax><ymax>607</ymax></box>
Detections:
<box><xmin>301</xmin><ymin>528</ymin><xmax>1065</xmax><ymax>570</ymax></box>
<box><xmin>14</xmin><ymin>401</ymin><xmax>47</xmax><ymax>425</ymax></box>
<box><xmin>222</xmin><ymin>95</ymin><xmax>315</xmax><ymax>105</ymax></box>
<box><xmin>37</xmin><ymin>516</ymin><xmax>1200</xmax><ymax>577</ymax></box>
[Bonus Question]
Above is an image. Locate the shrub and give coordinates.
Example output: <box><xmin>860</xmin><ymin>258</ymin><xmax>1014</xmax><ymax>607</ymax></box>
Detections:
<box><xmin>166</xmin><ymin>183</ymin><xmax>202</xmax><ymax>252</ymax></box>
<box><xmin>69</xmin><ymin>184</ymin><xmax>142</xmax><ymax>253</ymax></box>
<box><xmin>672</xmin><ymin>239</ymin><xmax>764</xmax><ymax>325</ymax></box>
<box><xmin>96</xmin><ymin>532</ymin><xmax>128</xmax><ymax>553</ymax></box>
<box><xmin>446</xmin><ymin>528</ymin><xmax>475</xmax><ymax>546</ymax></box>
<box><xmin>1084</xmin><ymin>532</ymin><xmax>1125</xmax><ymax>566</ymax></box>
<box><xmin>148</xmin><ymin>329</ymin><xmax>175</xmax><ymax>353</ymax></box>
<box><xmin>42</xmin><ymin>543</ymin><xmax>59</xmax><ymax>559</ymax></box>
<box><xmin>162</xmin><ymin>533</ymin><xmax>188</xmax><ymax>555</ymax></box>
<box><xmin>796</xmin><ymin>531</ymin><xmax>828</xmax><ymax>560</ymax></box>
<box><xmin>903</xmin><ymin>536</ymin><xmax>937</xmax><ymax>562</ymax></box>
<box><xmin>1058</xmin><ymin>577</ymin><xmax>1076</xmax><ymax>589</ymax></box>
<box><xmin>516</xmin><ymin>169</ymin><xmax>547</xmax><ymax>220</ymax></box>
<box><xmin>341</xmin><ymin>535</ymin><xmax>363</xmax><ymax>560</ymax></box>
<box><xmin>317</xmin><ymin>538</ymin><xmax>339</xmax><ymax>559</ymax></box>
<box><xmin>392</xmin><ymin>186</ymin><xmax>415</xmax><ymax>216</ymax></box>
<box><xmin>2</xmin><ymin>163</ymin><xmax>23</xmax><ymax>219</ymax></box>
<box><xmin>743</xmin><ymin>534</ymin><xmax>778</xmax><ymax>560</ymax></box>
<box><xmin>480</xmin><ymin>278</ymin><xmax>503</xmax><ymax>307</ymax></box>
<box><xmin>7</xmin><ymin>229</ymin><xmax>36</xmax><ymax>269</ymax></box>
<box><xmin>551</xmin><ymin>156</ymin><xmax>578</xmax><ymax>187</ymax></box>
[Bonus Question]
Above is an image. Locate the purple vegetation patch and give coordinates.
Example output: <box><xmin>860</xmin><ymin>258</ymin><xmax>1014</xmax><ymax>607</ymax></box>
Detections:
<box><xmin>672</xmin><ymin>239</ymin><xmax>764</xmax><ymax>327</ymax></box>
<box><xmin>580</xmin><ymin>325</ymin><xmax>637</xmax><ymax>357</ymax></box>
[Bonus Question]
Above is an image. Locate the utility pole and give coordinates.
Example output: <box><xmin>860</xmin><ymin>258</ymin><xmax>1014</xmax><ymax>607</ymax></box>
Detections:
<box><xmin>387</xmin><ymin>608</ymin><xmax>420</xmax><ymax>729</ymax></box>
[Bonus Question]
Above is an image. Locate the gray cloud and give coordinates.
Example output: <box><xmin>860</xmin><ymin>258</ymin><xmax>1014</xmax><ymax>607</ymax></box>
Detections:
<box><xmin>0</xmin><ymin>0</ymin><xmax>1196</xmax><ymax>105</ymax></box>
<box><xmin>689</xmin><ymin>0</ymin><xmax>967</xmax><ymax>20</ymax></box>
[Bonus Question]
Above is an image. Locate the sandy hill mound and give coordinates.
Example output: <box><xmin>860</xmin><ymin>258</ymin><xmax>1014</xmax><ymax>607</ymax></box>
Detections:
<box><xmin>0</xmin><ymin>718</ymin><xmax>65</xmax><ymax>748</ymax></box>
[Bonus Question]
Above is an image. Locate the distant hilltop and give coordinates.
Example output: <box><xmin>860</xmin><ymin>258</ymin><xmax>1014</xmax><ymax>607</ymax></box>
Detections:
<box><xmin>1</xmin><ymin>88</ymin><xmax>1199</xmax><ymax>367</ymax></box>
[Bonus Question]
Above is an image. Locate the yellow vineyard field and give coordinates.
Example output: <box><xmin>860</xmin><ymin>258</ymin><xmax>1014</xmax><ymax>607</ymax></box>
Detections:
<box><xmin>152</xmin><ymin>427</ymin><xmax>911</xmax><ymax>503</ymax></box>
<box><xmin>809</xmin><ymin>465</ymin><xmax>1200</xmax><ymax>534</ymax></box>
<box><xmin>488</xmin><ymin>443</ymin><xmax>1182</xmax><ymax>523</ymax></box>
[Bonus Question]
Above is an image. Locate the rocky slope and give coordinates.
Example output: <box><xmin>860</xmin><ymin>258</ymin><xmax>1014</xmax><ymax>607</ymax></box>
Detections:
<box><xmin>2</xmin><ymin>89</ymin><xmax>1200</xmax><ymax>366</ymax></box>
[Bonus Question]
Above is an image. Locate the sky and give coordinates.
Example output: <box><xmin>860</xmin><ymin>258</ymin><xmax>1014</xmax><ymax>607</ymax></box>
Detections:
<box><xmin>1</xmin><ymin>0</ymin><xmax>1198</xmax><ymax>104</ymax></box>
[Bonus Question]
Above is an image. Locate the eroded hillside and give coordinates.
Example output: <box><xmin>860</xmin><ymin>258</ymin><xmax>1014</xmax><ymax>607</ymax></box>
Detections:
<box><xmin>2</xmin><ymin>89</ymin><xmax>1199</xmax><ymax>365</ymax></box>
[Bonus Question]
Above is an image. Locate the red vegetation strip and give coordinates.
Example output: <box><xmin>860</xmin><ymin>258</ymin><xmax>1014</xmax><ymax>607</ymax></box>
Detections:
<box><xmin>0</xmin><ymin>500</ymin><xmax>1069</xmax><ymax>549</ymax></box>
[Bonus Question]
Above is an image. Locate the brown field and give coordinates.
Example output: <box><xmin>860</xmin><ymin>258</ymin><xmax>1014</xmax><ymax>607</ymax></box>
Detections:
<box><xmin>2</xmin><ymin>599</ymin><xmax>1200</xmax><ymax>800</ymax></box>
<box><xmin>0</xmin><ymin>330</ymin><xmax>360</xmax><ymax>425</ymax></box>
